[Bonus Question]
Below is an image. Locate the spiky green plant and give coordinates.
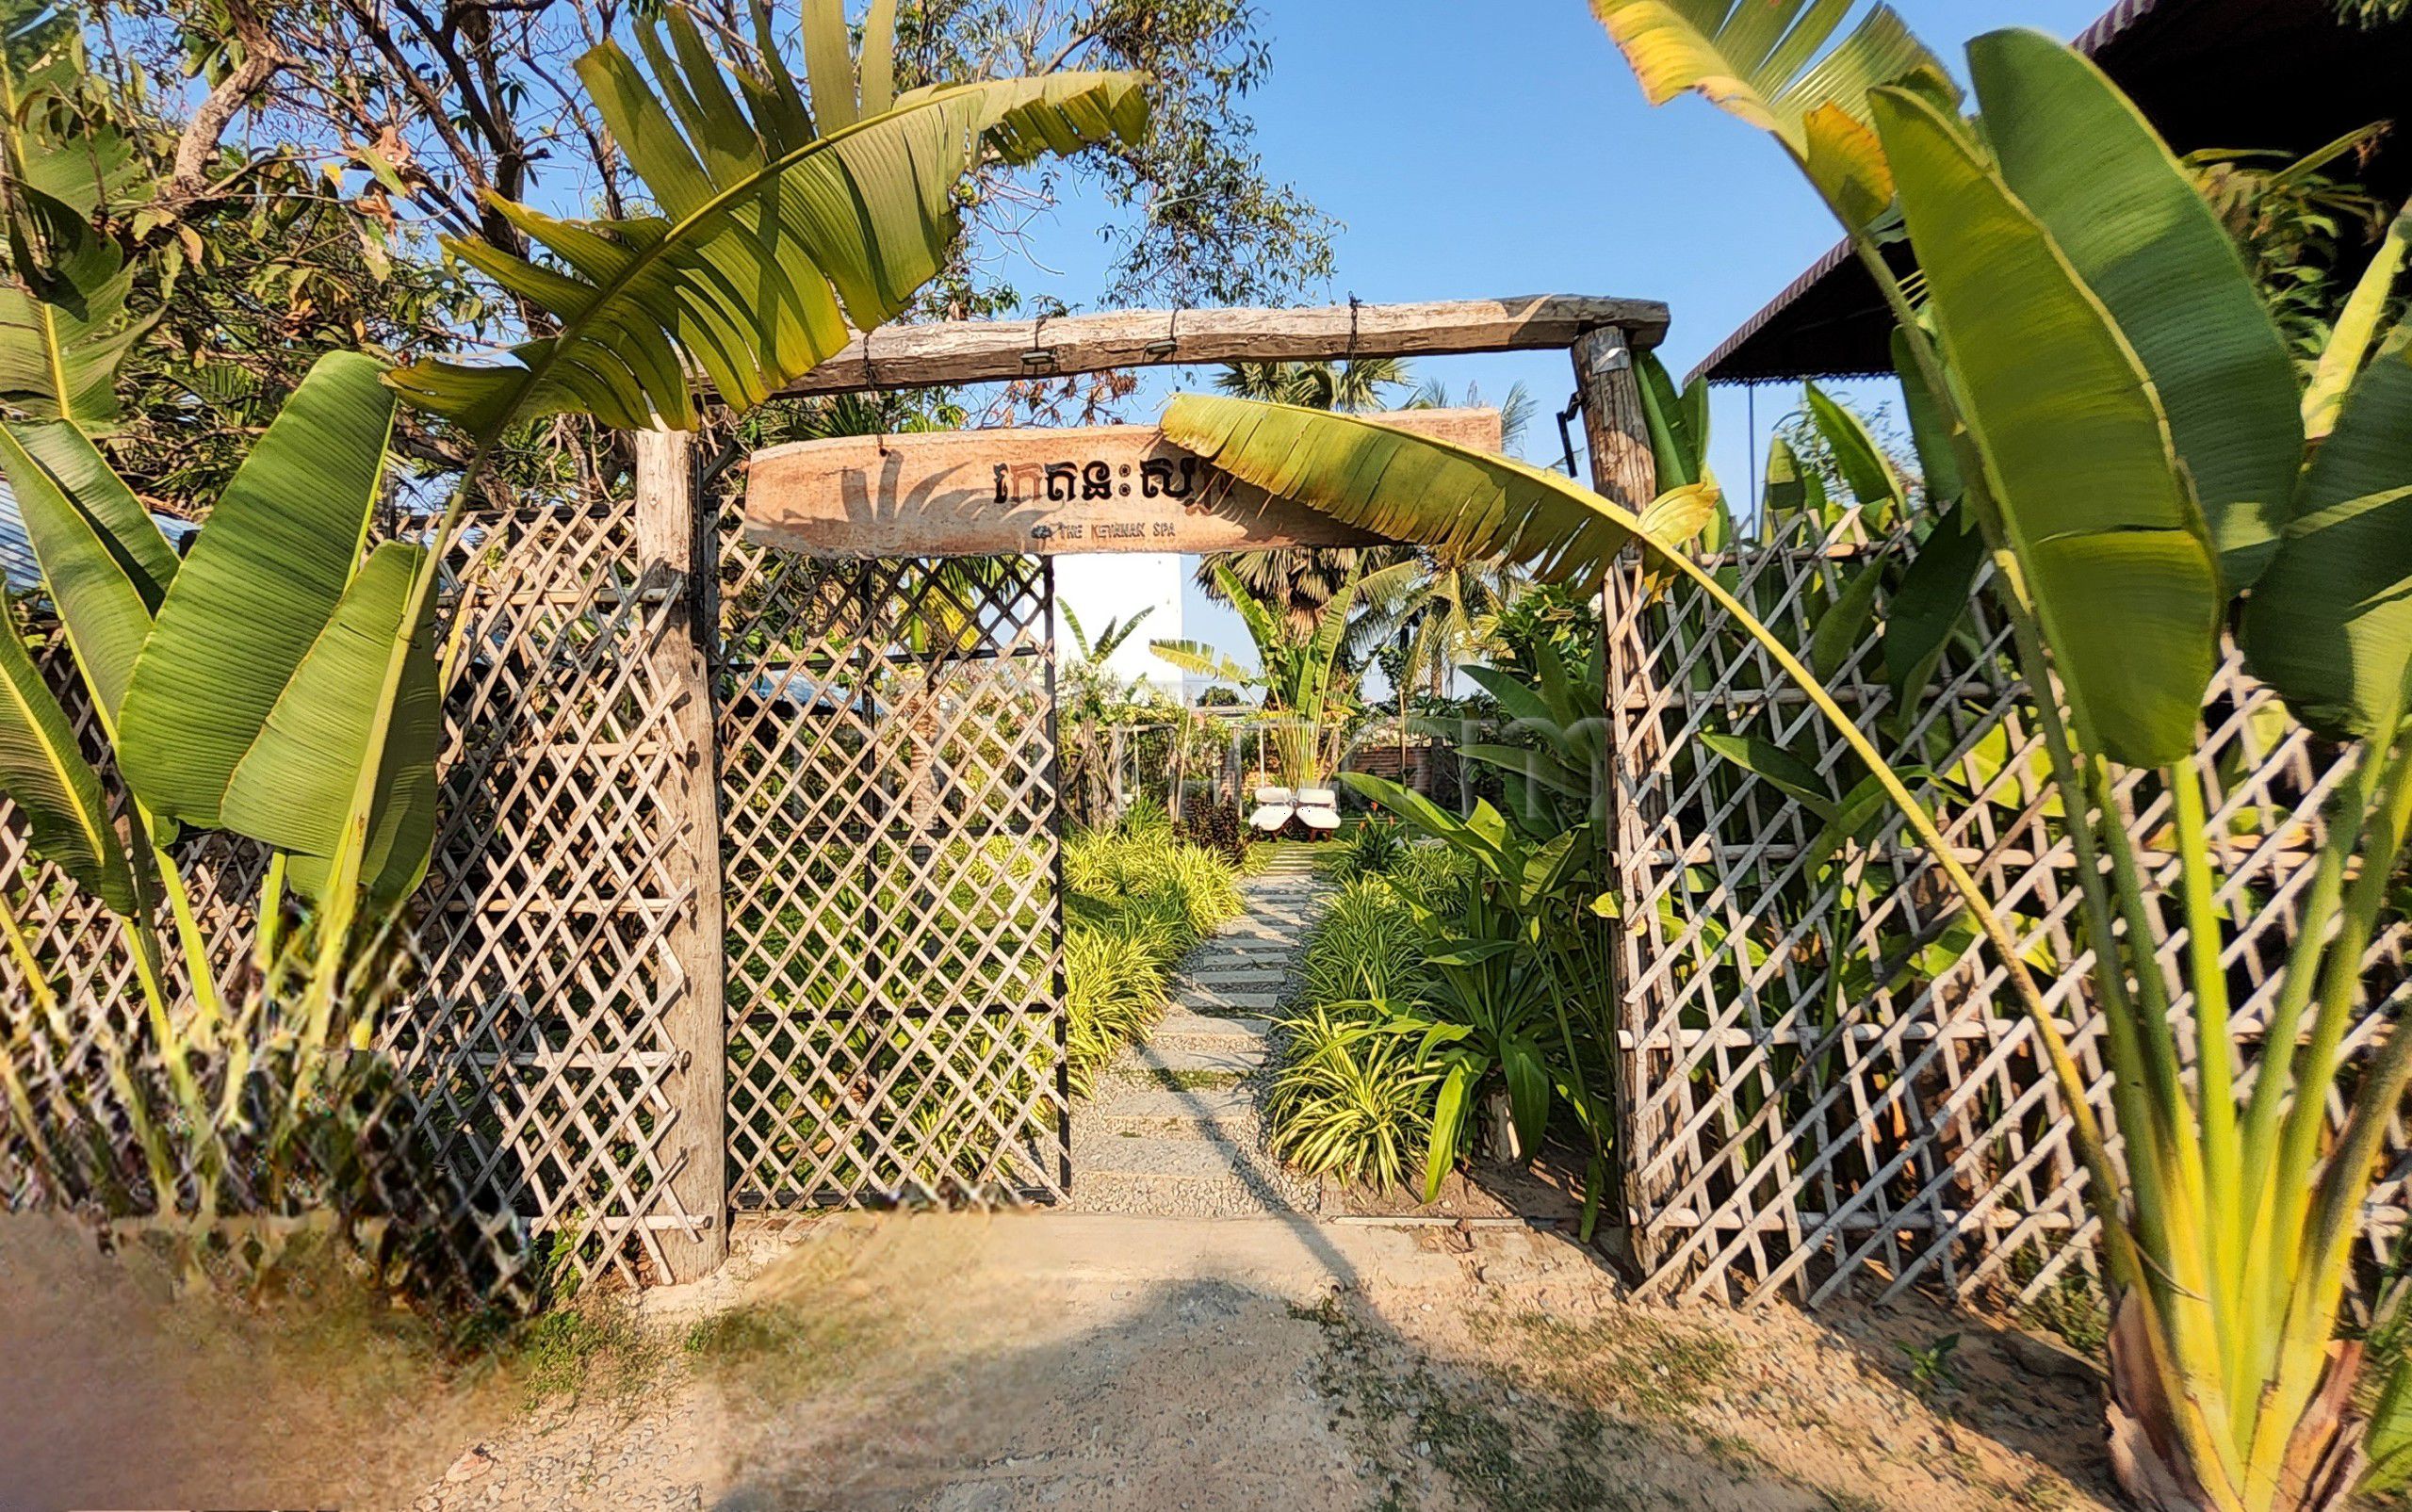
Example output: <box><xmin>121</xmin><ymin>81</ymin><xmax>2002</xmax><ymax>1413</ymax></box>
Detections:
<box><xmin>1267</xmin><ymin>1006</ymin><xmax>1439</xmax><ymax>1191</ymax></box>
<box><xmin>1161</xmin><ymin>8</ymin><xmax>2412</xmax><ymax>1499</ymax></box>
<box><xmin>1296</xmin><ymin>875</ymin><xmax>1433</xmax><ymax>1007</ymax></box>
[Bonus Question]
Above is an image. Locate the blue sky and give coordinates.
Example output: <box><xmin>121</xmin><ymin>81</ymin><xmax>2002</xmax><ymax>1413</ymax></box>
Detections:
<box><xmin>1000</xmin><ymin>0</ymin><xmax>2111</xmax><ymax>675</ymax></box>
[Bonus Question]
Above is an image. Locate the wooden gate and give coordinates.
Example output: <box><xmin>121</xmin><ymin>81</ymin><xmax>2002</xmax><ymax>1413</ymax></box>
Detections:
<box><xmin>714</xmin><ymin>551</ymin><xmax>1070</xmax><ymax>1209</ymax></box>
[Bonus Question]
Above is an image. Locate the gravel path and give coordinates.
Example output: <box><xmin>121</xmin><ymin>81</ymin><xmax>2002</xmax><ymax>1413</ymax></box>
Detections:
<box><xmin>1067</xmin><ymin>856</ymin><xmax>1326</xmax><ymax>1218</ymax></box>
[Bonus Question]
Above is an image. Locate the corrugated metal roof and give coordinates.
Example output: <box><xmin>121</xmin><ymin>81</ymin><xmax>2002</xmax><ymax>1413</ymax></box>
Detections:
<box><xmin>0</xmin><ymin>480</ymin><xmax>195</xmax><ymax>597</ymax></box>
<box><xmin>1690</xmin><ymin>0</ymin><xmax>2409</xmax><ymax>384</ymax></box>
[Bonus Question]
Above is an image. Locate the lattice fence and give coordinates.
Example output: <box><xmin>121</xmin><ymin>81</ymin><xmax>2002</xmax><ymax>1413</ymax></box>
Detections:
<box><xmin>1605</xmin><ymin>510</ymin><xmax>2412</xmax><ymax>1309</ymax></box>
<box><xmin>713</xmin><ymin>542</ymin><xmax>1068</xmax><ymax>1209</ymax></box>
<box><xmin>0</xmin><ymin>490</ymin><xmax>714</xmax><ymax>1294</ymax></box>
<box><xmin>388</xmin><ymin>491</ymin><xmax>713</xmax><ymax>1288</ymax></box>
<box><xmin>0</xmin><ymin>631</ymin><xmax>272</xmax><ymax>1210</ymax></box>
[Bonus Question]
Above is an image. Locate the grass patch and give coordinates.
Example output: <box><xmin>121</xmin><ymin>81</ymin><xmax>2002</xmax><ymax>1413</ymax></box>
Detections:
<box><xmin>1291</xmin><ymin>1293</ymin><xmax>1640</xmax><ymax>1511</ymax></box>
<box><xmin>513</xmin><ymin>1299</ymin><xmax>667</xmax><ymax>1407</ymax></box>
<box><xmin>2008</xmin><ymin>1251</ymin><xmax>2110</xmax><ymax>1360</ymax></box>
<box><xmin>1507</xmin><ymin>1309</ymin><xmax>1738</xmax><ymax>1421</ymax></box>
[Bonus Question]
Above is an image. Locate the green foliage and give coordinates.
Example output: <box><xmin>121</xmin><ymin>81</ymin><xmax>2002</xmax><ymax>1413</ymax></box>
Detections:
<box><xmin>387</xmin><ymin>8</ymin><xmax>1148</xmax><ymax>432</ymax></box>
<box><xmin>1152</xmin><ymin>559</ymin><xmax>1372</xmax><ymax>789</ymax></box>
<box><xmin>1066</xmin><ymin>926</ymin><xmax>1170</xmax><ymax>1099</ymax></box>
<box><xmin>1298</xmin><ymin>875</ymin><xmax>1433</xmax><ymax>1007</ymax></box>
<box><xmin>2186</xmin><ymin>124</ymin><xmax>2398</xmax><ymax>367</ymax></box>
<box><xmin>1269</xmin><ymin>861</ymin><xmax>1444</xmax><ymax>1195</ymax></box>
<box><xmin>0</xmin><ymin>0</ymin><xmax>1153</xmax><ymax>1297</ymax></box>
<box><xmin>1897</xmin><ymin>1333</ymin><xmax>1964</xmax><ymax>1395</ymax></box>
<box><xmin>1266</xmin><ymin>1006</ymin><xmax>1438</xmax><ymax>1191</ymax></box>
<box><xmin>899</xmin><ymin>0</ymin><xmax>1336</xmax><ymax>311</ymax></box>
<box><xmin>1322</xmin><ymin>816</ymin><xmax>1407</xmax><ymax>885</ymax></box>
<box><xmin>1061</xmin><ymin>820</ymin><xmax>1244</xmax><ymax>1095</ymax></box>
<box><xmin>1588</xmin><ymin>12</ymin><xmax>2412</xmax><ymax>1506</ymax></box>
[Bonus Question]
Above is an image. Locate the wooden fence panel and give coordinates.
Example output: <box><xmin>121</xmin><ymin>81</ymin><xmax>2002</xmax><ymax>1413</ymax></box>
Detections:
<box><xmin>712</xmin><ymin>539</ymin><xmax>1068</xmax><ymax>1209</ymax></box>
<box><xmin>1605</xmin><ymin>512</ymin><xmax>2412</xmax><ymax>1309</ymax></box>
<box><xmin>391</xmin><ymin>492</ymin><xmax>711</xmax><ymax>1287</ymax></box>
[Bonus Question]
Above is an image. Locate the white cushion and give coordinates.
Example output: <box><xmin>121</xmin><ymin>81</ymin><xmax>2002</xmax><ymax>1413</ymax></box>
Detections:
<box><xmin>1254</xmin><ymin>786</ymin><xmax>1295</xmax><ymax>805</ymax></box>
<box><xmin>1247</xmin><ymin>802</ymin><xmax>1296</xmax><ymax>832</ymax></box>
<box><xmin>1295</xmin><ymin>788</ymin><xmax>1337</xmax><ymax>807</ymax></box>
<box><xmin>1296</xmin><ymin>806</ymin><xmax>1341</xmax><ymax>831</ymax></box>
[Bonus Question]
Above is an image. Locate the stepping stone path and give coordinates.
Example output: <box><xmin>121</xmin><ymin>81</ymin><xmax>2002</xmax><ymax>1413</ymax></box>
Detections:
<box><xmin>1068</xmin><ymin>851</ymin><xmax>1328</xmax><ymax>1217</ymax></box>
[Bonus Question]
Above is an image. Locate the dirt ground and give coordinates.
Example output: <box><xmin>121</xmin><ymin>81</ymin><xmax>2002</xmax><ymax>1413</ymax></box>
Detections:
<box><xmin>0</xmin><ymin>1211</ymin><xmax>2119</xmax><ymax>1512</ymax></box>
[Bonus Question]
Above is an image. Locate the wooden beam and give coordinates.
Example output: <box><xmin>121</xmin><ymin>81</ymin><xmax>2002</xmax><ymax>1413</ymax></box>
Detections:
<box><xmin>767</xmin><ymin>295</ymin><xmax>1668</xmax><ymax>398</ymax></box>
<box><xmin>1573</xmin><ymin>323</ymin><xmax>1663</xmax><ymax>1278</ymax></box>
<box><xmin>742</xmin><ymin>408</ymin><xmax>1502</xmax><ymax>558</ymax></box>
<box><xmin>633</xmin><ymin>424</ymin><xmax>729</xmax><ymax>1283</ymax></box>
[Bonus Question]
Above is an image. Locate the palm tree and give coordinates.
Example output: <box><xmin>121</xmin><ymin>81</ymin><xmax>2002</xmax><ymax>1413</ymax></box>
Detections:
<box><xmin>1195</xmin><ymin>358</ymin><xmax>1420</xmax><ymax>634</ymax></box>
<box><xmin>1151</xmin><ymin>561</ymin><xmax>1371</xmax><ymax>792</ymax></box>
<box><xmin>1370</xmin><ymin>374</ymin><xmax>1541</xmax><ymax>698</ymax></box>
<box><xmin>1350</xmin><ymin>552</ymin><xmax>1527</xmax><ymax>704</ymax></box>
<box><xmin>1215</xmin><ymin>356</ymin><xmax>1414</xmax><ymax>411</ymax></box>
<box><xmin>1062</xmin><ymin>603</ymin><xmax>1155</xmax><ymax>665</ymax></box>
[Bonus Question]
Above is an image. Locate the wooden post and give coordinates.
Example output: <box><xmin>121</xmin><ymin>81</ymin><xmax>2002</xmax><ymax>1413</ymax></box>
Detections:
<box><xmin>1571</xmin><ymin>326</ymin><xmax>1657</xmax><ymax>511</ymax></box>
<box><xmin>634</xmin><ymin>424</ymin><xmax>728</xmax><ymax>1281</ymax></box>
<box><xmin>1109</xmin><ymin>723</ymin><xmax>1126</xmax><ymax>825</ymax></box>
<box><xmin>1572</xmin><ymin>325</ymin><xmax>1662</xmax><ymax>1276</ymax></box>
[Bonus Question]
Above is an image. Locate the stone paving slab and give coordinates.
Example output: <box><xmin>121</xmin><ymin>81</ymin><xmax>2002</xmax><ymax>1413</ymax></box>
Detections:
<box><xmin>1068</xmin><ymin>869</ymin><xmax>1328</xmax><ymax>1217</ymax></box>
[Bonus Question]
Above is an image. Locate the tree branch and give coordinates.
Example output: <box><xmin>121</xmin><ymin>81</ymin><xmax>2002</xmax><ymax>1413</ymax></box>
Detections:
<box><xmin>163</xmin><ymin>0</ymin><xmax>287</xmax><ymax>206</ymax></box>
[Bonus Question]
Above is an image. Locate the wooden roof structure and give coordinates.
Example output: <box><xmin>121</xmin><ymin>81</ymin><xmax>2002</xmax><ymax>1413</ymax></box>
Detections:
<box><xmin>1693</xmin><ymin>0</ymin><xmax>2412</xmax><ymax>384</ymax></box>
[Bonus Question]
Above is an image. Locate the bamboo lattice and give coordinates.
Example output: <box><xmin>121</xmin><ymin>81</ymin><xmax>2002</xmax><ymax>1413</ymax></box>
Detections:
<box><xmin>713</xmin><ymin>541</ymin><xmax>1068</xmax><ymax>1209</ymax></box>
<box><xmin>0</xmin><ymin>492</ymin><xmax>712</xmax><ymax>1293</ymax></box>
<box><xmin>1604</xmin><ymin>511</ymin><xmax>2412</xmax><ymax>1309</ymax></box>
<box><xmin>13</xmin><ymin>479</ymin><xmax>2407</xmax><ymax>1309</ymax></box>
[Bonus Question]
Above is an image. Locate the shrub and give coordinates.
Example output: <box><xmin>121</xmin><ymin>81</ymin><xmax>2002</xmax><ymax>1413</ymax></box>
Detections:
<box><xmin>1324</xmin><ymin>814</ymin><xmax>1408</xmax><ymax>884</ymax></box>
<box><xmin>1179</xmin><ymin>790</ymin><xmax>1245</xmax><ymax>865</ymax></box>
<box><xmin>1066</xmin><ymin>927</ymin><xmax>1168</xmax><ymax>1097</ymax></box>
<box><xmin>1267</xmin><ymin>1007</ymin><xmax>1438</xmax><ymax>1191</ymax></box>
<box><xmin>1383</xmin><ymin>845</ymin><xmax>1472</xmax><ymax>910</ymax></box>
<box><xmin>1118</xmin><ymin>797</ymin><xmax>1176</xmax><ymax>836</ymax></box>
<box><xmin>1059</xmin><ymin>821</ymin><xmax>1246</xmax><ymax>1096</ymax></box>
<box><xmin>1294</xmin><ymin>876</ymin><xmax>1431</xmax><ymax>1009</ymax></box>
<box><xmin>1158</xmin><ymin>844</ymin><xmax>1246</xmax><ymax>935</ymax></box>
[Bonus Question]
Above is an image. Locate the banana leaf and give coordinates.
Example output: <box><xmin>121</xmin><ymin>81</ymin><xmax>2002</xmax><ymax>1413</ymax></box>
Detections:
<box><xmin>0</xmin><ymin>609</ymin><xmax>132</xmax><ymax>913</ymax></box>
<box><xmin>1590</xmin><ymin>0</ymin><xmax>1956</xmax><ymax>228</ymax></box>
<box><xmin>1969</xmin><ymin>28</ymin><xmax>2301</xmax><ymax>589</ymax></box>
<box><xmin>2240</xmin><ymin>335</ymin><xmax>2412</xmax><ymax>740</ymax></box>
<box><xmin>1890</xmin><ymin>324</ymin><xmax>1961</xmax><ymax>507</ymax></box>
<box><xmin>0</xmin><ymin>419</ymin><xmax>176</xmax><ymax>721</ymax></box>
<box><xmin>1881</xmin><ymin>499</ymin><xmax>1985</xmax><ymax>711</ymax></box>
<box><xmin>0</xmin><ymin>187</ymin><xmax>154</xmax><ymax>433</ymax></box>
<box><xmin>221</xmin><ymin>542</ymin><xmax>442</xmax><ymax>904</ymax></box>
<box><xmin>116</xmin><ymin>351</ymin><xmax>399</xmax><ymax>833</ymax></box>
<box><xmin>386</xmin><ymin>7</ymin><xmax>1147</xmax><ymax>434</ymax></box>
<box><xmin>1871</xmin><ymin>87</ymin><xmax>2220</xmax><ymax>768</ymax></box>
<box><xmin>1804</xmin><ymin>380</ymin><xmax>1905</xmax><ymax>529</ymax></box>
<box><xmin>1809</xmin><ymin>555</ymin><xmax>1885</xmax><ymax>680</ymax></box>
<box><xmin>1161</xmin><ymin>398</ymin><xmax>1658</xmax><ymax>595</ymax></box>
<box><xmin>2304</xmin><ymin>203</ymin><xmax>2409</xmax><ymax>441</ymax></box>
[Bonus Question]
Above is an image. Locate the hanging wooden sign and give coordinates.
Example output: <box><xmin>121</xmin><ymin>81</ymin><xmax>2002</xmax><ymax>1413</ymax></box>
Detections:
<box><xmin>740</xmin><ymin>408</ymin><xmax>1503</xmax><ymax>558</ymax></box>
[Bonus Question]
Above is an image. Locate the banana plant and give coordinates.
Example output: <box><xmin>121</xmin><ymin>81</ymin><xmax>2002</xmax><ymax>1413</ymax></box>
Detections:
<box><xmin>0</xmin><ymin>0</ymin><xmax>1148</xmax><ymax>1237</ymax></box>
<box><xmin>1593</xmin><ymin>5</ymin><xmax>2412</xmax><ymax>1504</ymax></box>
<box><xmin>1163</xmin><ymin>8</ymin><xmax>2412</xmax><ymax>1507</ymax></box>
<box><xmin>1339</xmin><ymin>772</ymin><xmax>1615</xmax><ymax>1229</ymax></box>
<box><xmin>0</xmin><ymin>351</ymin><xmax>428</xmax><ymax>1221</ymax></box>
<box><xmin>1150</xmin><ymin>560</ymin><xmax>1369</xmax><ymax>789</ymax></box>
